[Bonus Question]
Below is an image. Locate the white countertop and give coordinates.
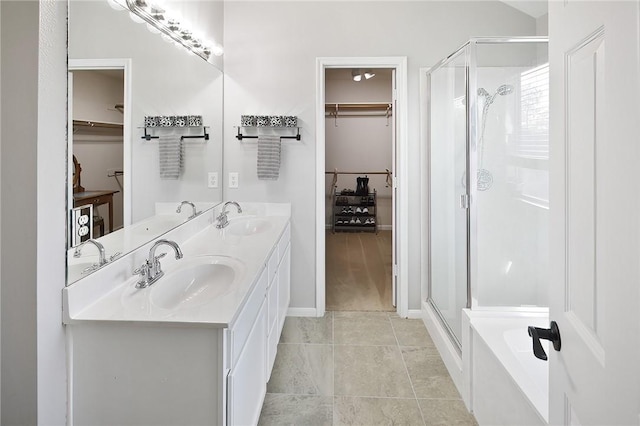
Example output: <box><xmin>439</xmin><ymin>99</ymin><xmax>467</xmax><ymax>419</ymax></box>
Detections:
<box><xmin>63</xmin><ymin>203</ymin><xmax>290</xmax><ymax>328</ymax></box>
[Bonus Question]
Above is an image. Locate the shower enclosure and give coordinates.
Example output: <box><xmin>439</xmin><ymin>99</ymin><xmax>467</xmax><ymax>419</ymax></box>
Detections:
<box><xmin>427</xmin><ymin>37</ymin><xmax>549</xmax><ymax>349</ymax></box>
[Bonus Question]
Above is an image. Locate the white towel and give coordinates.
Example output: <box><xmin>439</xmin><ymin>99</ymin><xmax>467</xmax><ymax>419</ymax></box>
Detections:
<box><xmin>158</xmin><ymin>135</ymin><xmax>183</xmax><ymax>180</ymax></box>
<box><xmin>257</xmin><ymin>135</ymin><xmax>281</xmax><ymax>180</ymax></box>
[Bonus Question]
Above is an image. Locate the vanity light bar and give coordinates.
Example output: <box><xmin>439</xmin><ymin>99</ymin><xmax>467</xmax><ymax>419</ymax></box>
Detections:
<box><xmin>123</xmin><ymin>0</ymin><xmax>223</xmax><ymax>61</ymax></box>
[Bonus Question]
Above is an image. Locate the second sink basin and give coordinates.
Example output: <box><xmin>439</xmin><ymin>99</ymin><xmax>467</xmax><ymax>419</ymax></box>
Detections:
<box><xmin>226</xmin><ymin>217</ymin><xmax>272</xmax><ymax>236</ymax></box>
<box><xmin>151</xmin><ymin>255</ymin><xmax>244</xmax><ymax>310</ymax></box>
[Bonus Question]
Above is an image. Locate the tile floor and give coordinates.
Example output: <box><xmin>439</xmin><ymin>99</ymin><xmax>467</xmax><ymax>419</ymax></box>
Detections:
<box><xmin>258</xmin><ymin>311</ymin><xmax>478</xmax><ymax>425</ymax></box>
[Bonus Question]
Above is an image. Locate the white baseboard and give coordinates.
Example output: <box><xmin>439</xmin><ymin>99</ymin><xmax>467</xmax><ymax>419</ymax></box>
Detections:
<box><xmin>287</xmin><ymin>307</ymin><xmax>318</xmax><ymax>317</ymax></box>
<box><xmin>406</xmin><ymin>309</ymin><xmax>422</xmax><ymax>319</ymax></box>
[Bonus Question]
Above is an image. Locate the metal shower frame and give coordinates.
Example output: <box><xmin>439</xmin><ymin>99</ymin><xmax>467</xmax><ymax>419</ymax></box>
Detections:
<box><xmin>425</xmin><ymin>37</ymin><xmax>549</xmax><ymax>352</ymax></box>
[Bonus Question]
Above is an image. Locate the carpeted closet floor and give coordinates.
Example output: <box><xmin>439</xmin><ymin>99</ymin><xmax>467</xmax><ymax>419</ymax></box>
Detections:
<box><xmin>325</xmin><ymin>230</ymin><xmax>394</xmax><ymax>311</ymax></box>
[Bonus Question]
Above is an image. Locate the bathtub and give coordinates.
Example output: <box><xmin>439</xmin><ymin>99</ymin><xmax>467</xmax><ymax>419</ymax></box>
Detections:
<box><xmin>422</xmin><ymin>303</ymin><xmax>550</xmax><ymax>425</ymax></box>
<box><xmin>467</xmin><ymin>310</ymin><xmax>549</xmax><ymax>425</ymax></box>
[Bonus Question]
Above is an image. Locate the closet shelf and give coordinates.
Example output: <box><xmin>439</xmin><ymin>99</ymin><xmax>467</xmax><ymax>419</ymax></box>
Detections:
<box><xmin>73</xmin><ymin>120</ymin><xmax>123</xmax><ymax>131</ymax></box>
<box><xmin>325</xmin><ymin>102</ymin><xmax>393</xmax><ymax>116</ymax></box>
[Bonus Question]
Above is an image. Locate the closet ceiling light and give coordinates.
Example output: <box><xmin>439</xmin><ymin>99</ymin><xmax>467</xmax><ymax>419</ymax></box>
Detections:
<box><xmin>120</xmin><ymin>0</ymin><xmax>223</xmax><ymax>61</ymax></box>
<box><xmin>352</xmin><ymin>69</ymin><xmax>362</xmax><ymax>82</ymax></box>
<box><xmin>364</xmin><ymin>70</ymin><xmax>376</xmax><ymax>80</ymax></box>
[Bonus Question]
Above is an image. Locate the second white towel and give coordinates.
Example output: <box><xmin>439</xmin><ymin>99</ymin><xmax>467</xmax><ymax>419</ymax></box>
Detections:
<box><xmin>158</xmin><ymin>135</ymin><xmax>183</xmax><ymax>180</ymax></box>
<box><xmin>257</xmin><ymin>135</ymin><xmax>281</xmax><ymax>180</ymax></box>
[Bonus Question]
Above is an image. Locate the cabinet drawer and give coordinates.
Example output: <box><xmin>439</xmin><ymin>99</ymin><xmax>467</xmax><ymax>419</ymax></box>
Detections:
<box><xmin>267</xmin><ymin>247</ymin><xmax>279</xmax><ymax>283</ymax></box>
<box><xmin>267</xmin><ymin>269</ymin><xmax>278</xmax><ymax>334</ymax></box>
<box><xmin>278</xmin><ymin>222</ymin><xmax>291</xmax><ymax>260</ymax></box>
<box><xmin>230</xmin><ymin>268</ymin><xmax>267</xmax><ymax>367</ymax></box>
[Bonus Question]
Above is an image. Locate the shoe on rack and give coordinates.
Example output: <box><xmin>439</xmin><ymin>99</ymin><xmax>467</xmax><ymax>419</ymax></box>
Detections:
<box><xmin>355</xmin><ymin>207</ymin><xmax>362</xmax><ymax>214</ymax></box>
<box><xmin>355</xmin><ymin>218</ymin><xmax>362</xmax><ymax>224</ymax></box>
<box><xmin>362</xmin><ymin>207</ymin><xmax>369</xmax><ymax>215</ymax></box>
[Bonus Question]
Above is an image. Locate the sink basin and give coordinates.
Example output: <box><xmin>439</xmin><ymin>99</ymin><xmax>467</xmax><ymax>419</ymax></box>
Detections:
<box><xmin>226</xmin><ymin>217</ymin><xmax>271</xmax><ymax>236</ymax></box>
<box><xmin>150</xmin><ymin>255</ymin><xmax>243</xmax><ymax>310</ymax></box>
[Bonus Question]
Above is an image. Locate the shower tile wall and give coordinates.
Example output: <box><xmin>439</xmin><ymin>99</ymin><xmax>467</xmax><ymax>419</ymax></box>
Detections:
<box><xmin>474</xmin><ymin>66</ymin><xmax>549</xmax><ymax>308</ymax></box>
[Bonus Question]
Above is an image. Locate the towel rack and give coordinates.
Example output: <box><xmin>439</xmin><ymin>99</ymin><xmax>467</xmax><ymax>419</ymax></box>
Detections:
<box><xmin>140</xmin><ymin>126</ymin><xmax>210</xmax><ymax>141</ymax></box>
<box><xmin>236</xmin><ymin>126</ymin><xmax>301</xmax><ymax>141</ymax></box>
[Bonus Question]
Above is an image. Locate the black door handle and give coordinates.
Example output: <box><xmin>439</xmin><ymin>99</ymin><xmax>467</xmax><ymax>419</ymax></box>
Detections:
<box><xmin>527</xmin><ymin>321</ymin><xmax>561</xmax><ymax>361</ymax></box>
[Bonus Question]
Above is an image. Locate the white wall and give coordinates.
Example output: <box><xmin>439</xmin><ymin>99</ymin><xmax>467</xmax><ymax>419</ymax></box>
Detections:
<box><xmin>69</xmin><ymin>0</ymin><xmax>224</xmax><ymax>223</ymax></box>
<box><xmin>223</xmin><ymin>1</ymin><xmax>537</xmax><ymax>311</ymax></box>
<box><xmin>1</xmin><ymin>1</ymin><xmax>67</xmax><ymax>424</ymax></box>
<box><xmin>1</xmin><ymin>2</ymin><xmax>39</xmax><ymax>422</ymax></box>
<box><xmin>536</xmin><ymin>13</ymin><xmax>549</xmax><ymax>36</ymax></box>
<box><xmin>325</xmin><ymin>69</ymin><xmax>393</xmax><ymax>228</ymax></box>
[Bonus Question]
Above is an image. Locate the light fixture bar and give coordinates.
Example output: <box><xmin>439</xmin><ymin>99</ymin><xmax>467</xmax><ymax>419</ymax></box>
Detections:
<box><xmin>124</xmin><ymin>0</ymin><xmax>221</xmax><ymax>61</ymax></box>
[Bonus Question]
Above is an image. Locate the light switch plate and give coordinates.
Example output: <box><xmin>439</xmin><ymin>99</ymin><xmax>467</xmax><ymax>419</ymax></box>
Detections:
<box><xmin>229</xmin><ymin>172</ymin><xmax>239</xmax><ymax>188</ymax></box>
<box><xmin>208</xmin><ymin>172</ymin><xmax>219</xmax><ymax>188</ymax></box>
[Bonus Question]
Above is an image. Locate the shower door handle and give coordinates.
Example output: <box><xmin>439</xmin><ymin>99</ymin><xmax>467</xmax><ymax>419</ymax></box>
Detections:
<box><xmin>459</xmin><ymin>194</ymin><xmax>469</xmax><ymax>209</ymax></box>
<box><xmin>527</xmin><ymin>321</ymin><xmax>561</xmax><ymax>361</ymax></box>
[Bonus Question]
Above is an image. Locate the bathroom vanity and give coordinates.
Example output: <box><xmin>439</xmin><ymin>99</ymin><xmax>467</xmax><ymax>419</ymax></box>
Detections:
<box><xmin>63</xmin><ymin>203</ymin><xmax>290</xmax><ymax>425</ymax></box>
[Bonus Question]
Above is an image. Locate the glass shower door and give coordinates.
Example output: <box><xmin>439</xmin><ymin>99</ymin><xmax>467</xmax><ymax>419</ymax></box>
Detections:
<box><xmin>428</xmin><ymin>50</ymin><xmax>468</xmax><ymax>348</ymax></box>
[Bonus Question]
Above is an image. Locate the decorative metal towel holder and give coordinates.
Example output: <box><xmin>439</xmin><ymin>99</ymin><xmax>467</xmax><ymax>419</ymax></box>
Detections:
<box><xmin>141</xmin><ymin>126</ymin><xmax>209</xmax><ymax>141</ymax></box>
<box><xmin>236</xmin><ymin>115</ymin><xmax>301</xmax><ymax>140</ymax></box>
<box><xmin>141</xmin><ymin>115</ymin><xmax>209</xmax><ymax>141</ymax></box>
<box><xmin>235</xmin><ymin>126</ymin><xmax>301</xmax><ymax>141</ymax></box>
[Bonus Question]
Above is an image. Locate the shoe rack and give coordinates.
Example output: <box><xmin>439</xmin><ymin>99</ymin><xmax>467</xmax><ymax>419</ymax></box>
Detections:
<box><xmin>332</xmin><ymin>187</ymin><xmax>377</xmax><ymax>233</ymax></box>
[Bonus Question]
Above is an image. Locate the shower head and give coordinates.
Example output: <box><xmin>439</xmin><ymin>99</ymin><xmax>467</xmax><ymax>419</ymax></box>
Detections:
<box><xmin>496</xmin><ymin>84</ymin><xmax>514</xmax><ymax>96</ymax></box>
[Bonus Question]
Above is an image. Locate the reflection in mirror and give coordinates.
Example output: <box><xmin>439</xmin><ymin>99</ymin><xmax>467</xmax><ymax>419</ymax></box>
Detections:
<box><xmin>67</xmin><ymin>0</ymin><xmax>224</xmax><ymax>285</ymax></box>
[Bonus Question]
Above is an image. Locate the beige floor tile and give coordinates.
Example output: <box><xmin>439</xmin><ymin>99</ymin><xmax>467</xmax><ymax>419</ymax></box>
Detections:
<box><xmin>418</xmin><ymin>399</ymin><xmax>478</xmax><ymax>425</ymax></box>
<box><xmin>334</xmin><ymin>345</ymin><xmax>414</xmax><ymax>398</ymax></box>
<box><xmin>258</xmin><ymin>393</ymin><xmax>333</xmax><ymax>426</ymax></box>
<box><xmin>334</xmin><ymin>311</ymin><xmax>396</xmax><ymax>345</ymax></box>
<box><xmin>334</xmin><ymin>396</ymin><xmax>425</xmax><ymax>425</ymax></box>
<box><xmin>391</xmin><ymin>317</ymin><xmax>437</xmax><ymax>348</ymax></box>
<box><xmin>401</xmin><ymin>347</ymin><xmax>461</xmax><ymax>399</ymax></box>
<box><xmin>267</xmin><ymin>344</ymin><xmax>333</xmax><ymax>396</ymax></box>
<box><xmin>280</xmin><ymin>313</ymin><xmax>333</xmax><ymax>344</ymax></box>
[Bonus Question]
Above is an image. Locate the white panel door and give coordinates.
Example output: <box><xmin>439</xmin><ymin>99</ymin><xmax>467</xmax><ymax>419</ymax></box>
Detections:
<box><xmin>548</xmin><ymin>1</ymin><xmax>640</xmax><ymax>423</ymax></box>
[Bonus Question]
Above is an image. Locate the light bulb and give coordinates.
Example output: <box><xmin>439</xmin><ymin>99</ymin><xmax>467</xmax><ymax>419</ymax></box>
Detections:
<box><xmin>211</xmin><ymin>45</ymin><xmax>224</xmax><ymax>57</ymax></box>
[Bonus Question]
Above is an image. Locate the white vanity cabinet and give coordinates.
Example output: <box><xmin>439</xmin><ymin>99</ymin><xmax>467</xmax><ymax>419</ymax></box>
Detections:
<box><xmin>66</xmin><ymin>218</ymin><xmax>291</xmax><ymax>426</ymax></box>
<box><xmin>228</xmin><ymin>223</ymin><xmax>290</xmax><ymax>425</ymax></box>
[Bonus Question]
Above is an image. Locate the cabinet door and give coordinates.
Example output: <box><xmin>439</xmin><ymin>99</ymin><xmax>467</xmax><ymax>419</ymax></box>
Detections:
<box><xmin>227</xmin><ymin>300</ymin><xmax>266</xmax><ymax>426</ymax></box>
<box><xmin>277</xmin><ymin>244</ymin><xmax>291</xmax><ymax>333</ymax></box>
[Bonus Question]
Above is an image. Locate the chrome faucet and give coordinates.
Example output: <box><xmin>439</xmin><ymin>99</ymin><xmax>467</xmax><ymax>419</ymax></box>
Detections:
<box><xmin>216</xmin><ymin>201</ymin><xmax>243</xmax><ymax>229</ymax></box>
<box><xmin>176</xmin><ymin>200</ymin><xmax>199</xmax><ymax>219</ymax></box>
<box><xmin>74</xmin><ymin>239</ymin><xmax>108</xmax><ymax>266</ymax></box>
<box><xmin>134</xmin><ymin>239</ymin><xmax>183</xmax><ymax>288</ymax></box>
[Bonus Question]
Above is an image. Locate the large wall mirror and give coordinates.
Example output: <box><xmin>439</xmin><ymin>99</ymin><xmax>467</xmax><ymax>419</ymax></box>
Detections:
<box><xmin>67</xmin><ymin>0</ymin><xmax>224</xmax><ymax>285</ymax></box>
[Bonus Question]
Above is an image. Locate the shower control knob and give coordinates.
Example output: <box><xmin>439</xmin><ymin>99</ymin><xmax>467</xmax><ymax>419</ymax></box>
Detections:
<box><xmin>527</xmin><ymin>321</ymin><xmax>561</xmax><ymax>361</ymax></box>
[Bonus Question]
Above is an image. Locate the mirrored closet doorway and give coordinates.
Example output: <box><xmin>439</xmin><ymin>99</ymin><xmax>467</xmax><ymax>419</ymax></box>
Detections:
<box><xmin>324</xmin><ymin>68</ymin><xmax>395</xmax><ymax>311</ymax></box>
<box><xmin>69</xmin><ymin>67</ymin><xmax>125</xmax><ymax>237</ymax></box>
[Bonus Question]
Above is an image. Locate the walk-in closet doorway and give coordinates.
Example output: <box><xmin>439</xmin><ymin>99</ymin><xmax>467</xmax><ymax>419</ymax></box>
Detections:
<box><xmin>315</xmin><ymin>57</ymin><xmax>409</xmax><ymax>317</ymax></box>
<box><xmin>325</xmin><ymin>68</ymin><xmax>394</xmax><ymax>311</ymax></box>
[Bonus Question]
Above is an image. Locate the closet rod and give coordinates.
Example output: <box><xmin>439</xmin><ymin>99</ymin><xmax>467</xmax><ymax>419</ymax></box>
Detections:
<box><xmin>325</xmin><ymin>169</ymin><xmax>393</xmax><ymax>188</ymax></box>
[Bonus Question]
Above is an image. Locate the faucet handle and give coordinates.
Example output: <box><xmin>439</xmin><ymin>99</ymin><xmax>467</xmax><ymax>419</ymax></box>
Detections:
<box><xmin>134</xmin><ymin>261</ymin><xmax>151</xmax><ymax>288</ymax></box>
